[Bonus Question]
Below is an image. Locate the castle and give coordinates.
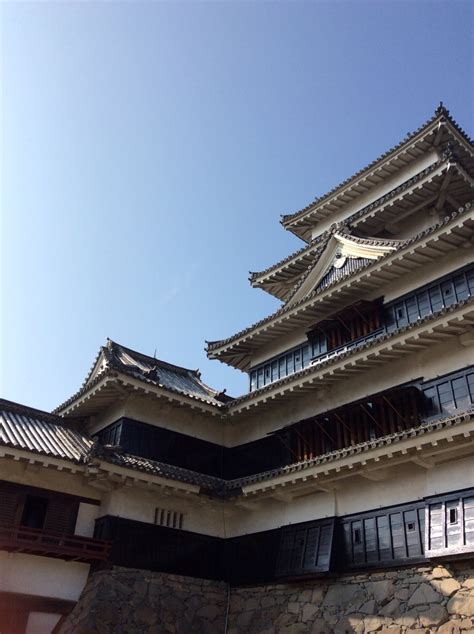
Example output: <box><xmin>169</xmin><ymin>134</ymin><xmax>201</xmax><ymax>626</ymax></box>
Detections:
<box><xmin>1</xmin><ymin>104</ymin><xmax>474</xmax><ymax>633</ymax></box>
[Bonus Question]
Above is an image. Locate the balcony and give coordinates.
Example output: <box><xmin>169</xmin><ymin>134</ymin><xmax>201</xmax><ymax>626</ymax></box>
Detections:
<box><xmin>0</xmin><ymin>524</ymin><xmax>110</xmax><ymax>563</ymax></box>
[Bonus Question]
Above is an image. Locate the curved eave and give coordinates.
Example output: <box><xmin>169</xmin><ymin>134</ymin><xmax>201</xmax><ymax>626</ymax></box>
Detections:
<box><xmin>282</xmin><ymin>113</ymin><xmax>474</xmax><ymax>242</ymax></box>
<box><xmin>248</xmin><ymin>157</ymin><xmax>474</xmax><ymax>301</ymax></box>
<box><xmin>352</xmin><ymin>158</ymin><xmax>474</xmax><ymax>234</ymax></box>
<box><xmin>239</xmin><ymin>410</ymin><xmax>474</xmax><ymax>498</ymax></box>
<box><xmin>55</xmin><ymin>371</ymin><xmax>224</xmax><ymax>418</ymax></box>
<box><xmin>227</xmin><ymin>297</ymin><xmax>474</xmax><ymax>416</ymax></box>
<box><xmin>207</xmin><ymin>205</ymin><xmax>474</xmax><ymax>369</ymax></box>
<box><xmin>250</xmin><ymin>240</ymin><xmax>327</xmax><ymax>301</ymax></box>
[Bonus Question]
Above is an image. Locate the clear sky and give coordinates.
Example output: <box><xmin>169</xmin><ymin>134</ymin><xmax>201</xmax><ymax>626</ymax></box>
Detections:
<box><xmin>1</xmin><ymin>0</ymin><xmax>473</xmax><ymax>411</ymax></box>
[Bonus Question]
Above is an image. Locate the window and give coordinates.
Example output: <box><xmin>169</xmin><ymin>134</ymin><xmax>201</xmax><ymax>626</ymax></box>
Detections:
<box><xmin>154</xmin><ymin>507</ymin><xmax>184</xmax><ymax>530</ymax></box>
<box><xmin>449</xmin><ymin>508</ymin><xmax>458</xmax><ymax>525</ymax></box>
<box><xmin>406</xmin><ymin>522</ymin><xmax>416</xmax><ymax>532</ymax></box>
<box><xmin>353</xmin><ymin>528</ymin><xmax>362</xmax><ymax>544</ymax></box>
<box><xmin>21</xmin><ymin>495</ymin><xmax>48</xmax><ymax>529</ymax></box>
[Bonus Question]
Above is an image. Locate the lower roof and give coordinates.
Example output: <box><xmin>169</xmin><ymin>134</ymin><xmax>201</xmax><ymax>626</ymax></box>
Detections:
<box><xmin>1</xmin><ymin>397</ymin><xmax>474</xmax><ymax>500</ymax></box>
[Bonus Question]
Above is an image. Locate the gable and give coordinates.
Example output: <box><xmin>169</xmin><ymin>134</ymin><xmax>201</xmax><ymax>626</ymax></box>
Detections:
<box><xmin>287</xmin><ymin>232</ymin><xmax>398</xmax><ymax>306</ymax></box>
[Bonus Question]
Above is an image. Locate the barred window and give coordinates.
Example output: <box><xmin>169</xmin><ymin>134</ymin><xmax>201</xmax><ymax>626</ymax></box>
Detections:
<box><xmin>154</xmin><ymin>507</ymin><xmax>184</xmax><ymax>530</ymax></box>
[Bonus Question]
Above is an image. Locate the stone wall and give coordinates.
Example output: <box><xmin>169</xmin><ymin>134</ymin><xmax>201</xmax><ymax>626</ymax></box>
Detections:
<box><xmin>228</xmin><ymin>562</ymin><xmax>474</xmax><ymax>634</ymax></box>
<box><xmin>59</xmin><ymin>562</ymin><xmax>474</xmax><ymax>634</ymax></box>
<box><xmin>57</xmin><ymin>567</ymin><xmax>227</xmax><ymax>634</ymax></box>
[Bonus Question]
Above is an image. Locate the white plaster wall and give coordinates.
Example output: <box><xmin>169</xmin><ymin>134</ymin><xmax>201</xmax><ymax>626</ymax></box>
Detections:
<box><xmin>251</xmin><ymin>326</ymin><xmax>310</xmax><ymax>369</ymax></box>
<box><xmin>0</xmin><ymin>552</ymin><xmax>90</xmax><ymax>601</ymax></box>
<box><xmin>100</xmin><ymin>487</ymin><xmax>226</xmax><ymax>538</ymax></box>
<box><xmin>89</xmin><ymin>394</ymin><xmax>225</xmax><ymax>445</ymax></box>
<box><xmin>310</xmin><ymin>150</ymin><xmax>440</xmax><ymax>240</ymax></box>
<box><xmin>224</xmin><ymin>455</ymin><xmax>474</xmax><ymax>537</ymax></box>
<box><xmin>228</xmin><ymin>329</ymin><xmax>474</xmax><ymax>445</ymax></box>
<box><xmin>74</xmin><ymin>503</ymin><xmax>100</xmax><ymax>538</ymax></box>
<box><xmin>0</xmin><ymin>460</ymin><xmax>102</xmax><ymax>502</ymax></box>
<box><xmin>427</xmin><ymin>455</ymin><xmax>474</xmax><ymax>496</ymax></box>
<box><xmin>225</xmin><ymin>490</ymin><xmax>336</xmax><ymax>537</ymax></box>
<box><xmin>247</xmin><ymin>248</ymin><xmax>473</xmax><ymax>371</ymax></box>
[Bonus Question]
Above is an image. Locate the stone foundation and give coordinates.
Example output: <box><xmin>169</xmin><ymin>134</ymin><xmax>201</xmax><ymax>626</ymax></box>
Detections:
<box><xmin>58</xmin><ymin>567</ymin><xmax>227</xmax><ymax>634</ymax></box>
<box><xmin>59</xmin><ymin>562</ymin><xmax>474</xmax><ymax>633</ymax></box>
<box><xmin>228</xmin><ymin>563</ymin><xmax>474</xmax><ymax>634</ymax></box>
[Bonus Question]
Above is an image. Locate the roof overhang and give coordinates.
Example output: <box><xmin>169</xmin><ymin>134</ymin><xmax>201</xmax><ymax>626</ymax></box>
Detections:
<box><xmin>251</xmin><ymin>157</ymin><xmax>474</xmax><ymax>301</ymax></box>
<box><xmin>237</xmin><ymin>410</ymin><xmax>474</xmax><ymax>501</ymax></box>
<box><xmin>281</xmin><ymin>109</ymin><xmax>474</xmax><ymax>242</ymax></box>
<box><xmin>226</xmin><ymin>296</ymin><xmax>474</xmax><ymax>415</ymax></box>
<box><xmin>207</xmin><ymin>204</ymin><xmax>474</xmax><ymax>370</ymax></box>
<box><xmin>56</xmin><ymin>371</ymin><xmax>223</xmax><ymax>418</ymax></box>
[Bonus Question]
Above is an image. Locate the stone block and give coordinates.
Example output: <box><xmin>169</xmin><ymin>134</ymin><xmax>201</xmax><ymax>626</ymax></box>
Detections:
<box><xmin>448</xmin><ymin>592</ymin><xmax>474</xmax><ymax>617</ymax></box>
<box><xmin>311</xmin><ymin>619</ymin><xmax>331</xmax><ymax>634</ymax></box>
<box><xmin>431</xmin><ymin>566</ymin><xmax>453</xmax><ymax>579</ymax></box>
<box><xmin>299</xmin><ymin>589</ymin><xmax>313</xmax><ymax>603</ymax></box>
<box><xmin>323</xmin><ymin>583</ymin><xmax>365</xmax><ymax>607</ymax></box>
<box><xmin>302</xmin><ymin>604</ymin><xmax>319</xmax><ymax>622</ymax></box>
<box><xmin>279</xmin><ymin>624</ymin><xmax>308</xmax><ymax>634</ymax></box>
<box><xmin>380</xmin><ymin>599</ymin><xmax>400</xmax><ymax>617</ymax></box>
<box><xmin>196</xmin><ymin>604</ymin><xmax>221</xmax><ymax>620</ymax></box>
<box><xmin>363</xmin><ymin>615</ymin><xmax>388</xmax><ymax>632</ymax></box>
<box><xmin>359</xmin><ymin>599</ymin><xmax>376</xmax><ymax>615</ymax></box>
<box><xmin>312</xmin><ymin>587</ymin><xmax>325</xmax><ymax>603</ymax></box>
<box><xmin>432</xmin><ymin>578</ymin><xmax>462</xmax><ymax>597</ymax></box>
<box><xmin>417</xmin><ymin>603</ymin><xmax>449</xmax><ymax>627</ymax></box>
<box><xmin>437</xmin><ymin>620</ymin><xmax>464</xmax><ymax>634</ymax></box>
<box><xmin>407</xmin><ymin>582</ymin><xmax>442</xmax><ymax>606</ymax></box>
<box><xmin>365</xmin><ymin>580</ymin><xmax>395</xmax><ymax>604</ymax></box>
<box><xmin>288</xmin><ymin>602</ymin><xmax>301</xmax><ymax>614</ymax></box>
<box><xmin>394</xmin><ymin>588</ymin><xmax>410</xmax><ymax>601</ymax></box>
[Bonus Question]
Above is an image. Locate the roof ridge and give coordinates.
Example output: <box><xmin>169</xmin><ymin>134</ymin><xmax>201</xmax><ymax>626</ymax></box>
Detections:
<box><xmin>250</xmin><ymin>155</ymin><xmax>456</xmax><ymax>287</ymax></box>
<box><xmin>0</xmin><ymin>398</ymin><xmax>61</xmax><ymax>422</ymax></box>
<box><xmin>228</xmin><ymin>296</ymin><xmax>474</xmax><ymax>406</ymax></box>
<box><xmin>106</xmin><ymin>339</ymin><xmax>199</xmax><ymax>377</ymax></box>
<box><xmin>206</xmin><ymin>202</ymin><xmax>473</xmax><ymax>353</ymax></box>
<box><xmin>249</xmin><ymin>233</ymin><xmax>327</xmax><ymax>284</ymax></box>
<box><xmin>281</xmin><ymin>105</ymin><xmax>473</xmax><ymax>229</ymax></box>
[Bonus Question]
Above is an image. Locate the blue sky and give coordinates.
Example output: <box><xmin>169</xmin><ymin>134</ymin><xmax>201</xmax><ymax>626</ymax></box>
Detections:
<box><xmin>1</xmin><ymin>1</ymin><xmax>473</xmax><ymax>410</ymax></box>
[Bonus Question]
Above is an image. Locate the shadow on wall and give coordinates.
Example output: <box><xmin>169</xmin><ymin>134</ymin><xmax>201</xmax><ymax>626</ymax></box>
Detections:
<box><xmin>57</xmin><ymin>562</ymin><xmax>474</xmax><ymax>634</ymax></box>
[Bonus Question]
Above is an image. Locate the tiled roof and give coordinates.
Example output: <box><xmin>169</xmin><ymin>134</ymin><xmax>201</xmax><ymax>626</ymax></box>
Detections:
<box><xmin>0</xmin><ymin>399</ymin><xmax>92</xmax><ymax>463</ymax></box>
<box><xmin>1</xmin><ymin>398</ymin><xmax>472</xmax><ymax>497</ymax></box>
<box><xmin>55</xmin><ymin>339</ymin><xmax>232</xmax><ymax>413</ymax></box>
<box><xmin>250</xmin><ymin>154</ymin><xmax>466</xmax><ymax>287</ymax></box>
<box><xmin>249</xmin><ymin>234</ymin><xmax>327</xmax><ymax>284</ymax></box>
<box><xmin>95</xmin><ymin>407</ymin><xmax>474</xmax><ymax>494</ymax></box>
<box><xmin>206</xmin><ymin>203</ymin><xmax>472</xmax><ymax>354</ymax></box>
<box><xmin>99</xmin><ymin>446</ymin><xmax>243</xmax><ymax>497</ymax></box>
<box><xmin>281</xmin><ymin>104</ymin><xmax>473</xmax><ymax>229</ymax></box>
<box><xmin>103</xmin><ymin>340</ymin><xmax>232</xmax><ymax>406</ymax></box>
<box><xmin>282</xmin><ymin>227</ymin><xmax>405</xmax><ymax>305</ymax></box>
<box><xmin>227</xmin><ymin>295</ymin><xmax>474</xmax><ymax>407</ymax></box>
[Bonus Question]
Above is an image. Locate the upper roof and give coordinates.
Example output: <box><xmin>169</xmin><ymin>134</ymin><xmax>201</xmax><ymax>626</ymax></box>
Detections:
<box><xmin>206</xmin><ymin>202</ymin><xmax>474</xmax><ymax>369</ymax></box>
<box><xmin>251</xmin><ymin>149</ymin><xmax>474</xmax><ymax>300</ymax></box>
<box><xmin>0</xmin><ymin>399</ymin><xmax>92</xmax><ymax>463</ymax></box>
<box><xmin>280</xmin><ymin>104</ymin><xmax>474</xmax><ymax>242</ymax></box>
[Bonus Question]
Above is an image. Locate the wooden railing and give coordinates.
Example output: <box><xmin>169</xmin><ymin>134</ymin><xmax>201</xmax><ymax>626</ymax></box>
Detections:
<box><xmin>0</xmin><ymin>524</ymin><xmax>111</xmax><ymax>563</ymax></box>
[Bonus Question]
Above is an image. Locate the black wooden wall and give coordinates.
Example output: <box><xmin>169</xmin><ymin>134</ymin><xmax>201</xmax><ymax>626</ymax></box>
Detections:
<box><xmin>0</xmin><ymin>481</ymin><xmax>86</xmax><ymax>534</ymax></box>
<box><xmin>340</xmin><ymin>502</ymin><xmax>426</xmax><ymax>569</ymax></box>
<box><xmin>96</xmin><ymin>366</ymin><xmax>474</xmax><ymax>483</ymax></box>
<box><xmin>95</xmin><ymin>489</ymin><xmax>474</xmax><ymax>585</ymax></box>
